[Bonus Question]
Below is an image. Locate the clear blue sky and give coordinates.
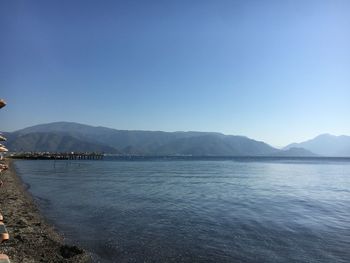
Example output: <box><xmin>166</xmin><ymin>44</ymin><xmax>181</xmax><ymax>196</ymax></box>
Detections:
<box><xmin>1</xmin><ymin>0</ymin><xmax>349</xmax><ymax>146</ymax></box>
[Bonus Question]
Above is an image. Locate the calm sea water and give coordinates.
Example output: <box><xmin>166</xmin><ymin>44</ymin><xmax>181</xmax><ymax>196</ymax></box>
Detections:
<box><xmin>14</xmin><ymin>158</ymin><xmax>350</xmax><ymax>263</ymax></box>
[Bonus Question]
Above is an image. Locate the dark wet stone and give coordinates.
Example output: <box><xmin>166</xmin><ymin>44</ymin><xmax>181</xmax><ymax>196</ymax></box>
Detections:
<box><xmin>60</xmin><ymin>245</ymin><xmax>84</xmax><ymax>259</ymax></box>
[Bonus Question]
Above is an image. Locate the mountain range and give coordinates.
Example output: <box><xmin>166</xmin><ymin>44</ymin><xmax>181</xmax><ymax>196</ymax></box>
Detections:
<box><xmin>2</xmin><ymin>122</ymin><xmax>349</xmax><ymax>157</ymax></box>
<box><xmin>284</xmin><ymin>134</ymin><xmax>350</xmax><ymax>157</ymax></box>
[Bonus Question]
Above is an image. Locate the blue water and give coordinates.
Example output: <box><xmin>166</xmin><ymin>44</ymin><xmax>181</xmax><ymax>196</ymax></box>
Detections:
<box><xmin>14</xmin><ymin>158</ymin><xmax>350</xmax><ymax>263</ymax></box>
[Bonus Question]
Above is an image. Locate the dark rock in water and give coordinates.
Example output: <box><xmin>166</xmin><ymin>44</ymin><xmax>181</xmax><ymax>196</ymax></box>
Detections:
<box><xmin>60</xmin><ymin>245</ymin><xmax>84</xmax><ymax>258</ymax></box>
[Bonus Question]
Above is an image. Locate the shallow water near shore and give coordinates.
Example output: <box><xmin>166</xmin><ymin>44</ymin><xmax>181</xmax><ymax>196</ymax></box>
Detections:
<box><xmin>14</xmin><ymin>158</ymin><xmax>350</xmax><ymax>263</ymax></box>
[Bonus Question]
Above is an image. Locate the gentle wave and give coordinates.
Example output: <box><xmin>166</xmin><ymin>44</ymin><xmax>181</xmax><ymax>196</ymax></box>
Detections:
<box><xmin>15</xmin><ymin>158</ymin><xmax>350</xmax><ymax>263</ymax></box>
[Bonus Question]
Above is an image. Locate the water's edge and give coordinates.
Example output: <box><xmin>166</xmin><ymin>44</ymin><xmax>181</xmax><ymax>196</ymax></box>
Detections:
<box><xmin>5</xmin><ymin>159</ymin><xmax>92</xmax><ymax>262</ymax></box>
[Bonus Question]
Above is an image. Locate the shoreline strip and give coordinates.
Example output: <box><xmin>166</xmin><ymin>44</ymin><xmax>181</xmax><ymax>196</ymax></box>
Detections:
<box><xmin>0</xmin><ymin>159</ymin><xmax>91</xmax><ymax>263</ymax></box>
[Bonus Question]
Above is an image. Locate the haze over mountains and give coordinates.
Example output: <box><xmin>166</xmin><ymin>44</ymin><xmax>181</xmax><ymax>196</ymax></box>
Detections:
<box><xmin>3</xmin><ymin>122</ymin><xmax>349</xmax><ymax>157</ymax></box>
<box><xmin>285</xmin><ymin>134</ymin><xmax>350</xmax><ymax>157</ymax></box>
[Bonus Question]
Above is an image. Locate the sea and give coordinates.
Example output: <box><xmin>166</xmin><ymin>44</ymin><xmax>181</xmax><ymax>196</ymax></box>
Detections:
<box><xmin>14</xmin><ymin>157</ymin><xmax>350</xmax><ymax>263</ymax></box>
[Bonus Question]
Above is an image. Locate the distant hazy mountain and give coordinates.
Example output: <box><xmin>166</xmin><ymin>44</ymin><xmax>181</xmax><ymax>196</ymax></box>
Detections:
<box><xmin>271</xmin><ymin>147</ymin><xmax>318</xmax><ymax>157</ymax></box>
<box><xmin>5</xmin><ymin>132</ymin><xmax>119</xmax><ymax>153</ymax></box>
<box><xmin>285</xmin><ymin>134</ymin><xmax>350</xmax><ymax>157</ymax></box>
<box><xmin>15</xmin><ymin>122</ymin><xmax>222</xmax><ymax>153</ymax></box>
<box><xmin>155</xmin><ymin>134</ymin><xmax>280</xmax><ymax>156</ymax></box>
<box><xmin>6</xmin><ymin>122</ymin><xmax>336</xmax><ymax>157</ymax></box>
<box><xmin>3</xmin><ymin>121</ymin><xmax>319</xmax><ymax>156</ymax></box>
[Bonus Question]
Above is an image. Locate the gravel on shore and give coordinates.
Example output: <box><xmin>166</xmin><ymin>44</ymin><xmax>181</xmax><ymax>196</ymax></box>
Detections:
<box><xmin>0</xmin><ymin>159</ymin><xmax>91</xmax><ymax>263</ymax></box>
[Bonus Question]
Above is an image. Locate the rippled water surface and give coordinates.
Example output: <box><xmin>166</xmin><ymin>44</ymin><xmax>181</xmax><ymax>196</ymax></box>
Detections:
<box><xmin>14</xmin><ymin>158</ymin><xmax>350</xmax><ymax>262</ymax></box>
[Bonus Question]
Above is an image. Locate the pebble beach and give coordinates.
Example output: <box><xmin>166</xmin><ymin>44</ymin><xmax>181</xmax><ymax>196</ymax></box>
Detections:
<box><xmin>0</xmin><ymin>159</ymin><xmax>91</xmax><ymax>263</ymax></box>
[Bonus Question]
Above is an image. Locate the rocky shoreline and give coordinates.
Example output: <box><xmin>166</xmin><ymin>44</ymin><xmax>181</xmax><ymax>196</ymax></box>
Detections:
<box><xmin>0</xmin><ymin>159</ymin><xmax>91</xmax><ymax>263</ymax></box>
